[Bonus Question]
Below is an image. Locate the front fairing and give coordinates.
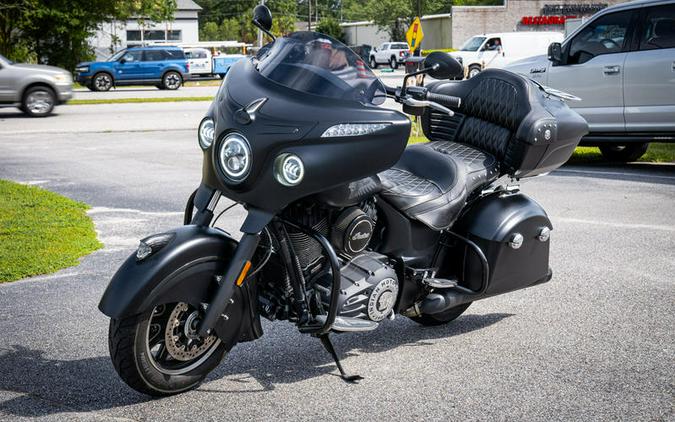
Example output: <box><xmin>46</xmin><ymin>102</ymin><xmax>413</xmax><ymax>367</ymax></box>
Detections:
<box><xmin>201</xmin><ymin>52</ymin><xmax>410</xmax><ymax>213</ymax></box>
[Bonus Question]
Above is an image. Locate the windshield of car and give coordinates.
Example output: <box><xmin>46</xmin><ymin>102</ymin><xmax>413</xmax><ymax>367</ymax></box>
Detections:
<box><xmin>460</xmin><ymin>36</ymin><xmax>486</xmax><ymax>51</ymax></box>
<box><xmin>0</xmin><ymin>54</ymin><xmax>14</xmax><ymax>65</ymax></box>
<box><xmin>108</xmin><ymin>50</ymin><xmax>127</xmax><ymax>62</ymax></box>
<box><xmin>255</xmin><ymin>31</ymin><xmax>386</xmax><ymax>106</ymax></box>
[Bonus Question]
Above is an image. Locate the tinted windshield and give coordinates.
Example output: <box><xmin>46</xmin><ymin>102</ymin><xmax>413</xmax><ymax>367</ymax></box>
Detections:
<box><xmin>108</xmin><ymin>50</ymin><xmax>127</xmax><ymax>62</ymax></box>
<box><xmin>460</xmin><ymin>36</ymin><xmax>486</xmax><ymax>51</ymax></box>
<box><xmin>255</xmin><ymin>31</ymin><xmax>386</xmax><ymax>105</ymax></box>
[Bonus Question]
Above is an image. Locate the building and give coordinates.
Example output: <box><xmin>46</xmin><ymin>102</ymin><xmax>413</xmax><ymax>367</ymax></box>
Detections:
<box><xmin>90</xmin><ymin>0</ymin><xmax>202</xmax><ymax>60</ymax></box>
<box><xmin>340</xmin><ymin>0</ymin><xmax>628</xmax><ymax>50</ymax></box>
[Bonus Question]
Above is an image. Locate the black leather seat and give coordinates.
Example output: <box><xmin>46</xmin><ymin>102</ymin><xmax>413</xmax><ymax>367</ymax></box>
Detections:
<box><xmin>380</xmin><ymin>69</ymin><xmax>533</xmax><ymax>230</ymax></box>
<box><xmin>379</xmin><ymin>141</ymin><xmax>498</xmax><ymax>230</ymax></box>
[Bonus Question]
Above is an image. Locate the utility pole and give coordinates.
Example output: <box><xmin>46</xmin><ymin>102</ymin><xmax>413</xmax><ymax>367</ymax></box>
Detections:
<box><xmin>308</xmin><ymin>0</ymin><xmax>312</xmax><ymax>31</ymax></box>
<box><xmin>315</xmin><ymin>0</ymin><xmax>319</xmax><ymax>27</ymax></box>
<box><xmin>258</xmin><ymin>0</ymin><xmax>265</xmax><ymax>47</ymax></box>
<box><xmin>414</xmin><ymin>0</ymin><xmax>422</xmax><ymax>56</ymax></box>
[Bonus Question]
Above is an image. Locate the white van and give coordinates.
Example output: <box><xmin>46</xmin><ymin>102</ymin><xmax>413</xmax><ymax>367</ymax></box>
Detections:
<box><xmin>184</xmin><ymin>48</ymin><xmax>213</xmax><ymax>76</ymax></box>
<box><xmin>451</xmin><ymin>32</ymin><xmax>564</xmax><ymax>78</ymax></box>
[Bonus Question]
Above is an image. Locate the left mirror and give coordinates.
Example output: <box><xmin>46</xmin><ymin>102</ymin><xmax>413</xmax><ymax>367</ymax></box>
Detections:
<box><xmin>253</xmin><ymin>5</ymin><xmax>273</xmax><ymax>32</ymax></box>
<box><xmin>423</xmin><ymin>52</ymin><xmax>463</xmax><ymax>80</ymax></box>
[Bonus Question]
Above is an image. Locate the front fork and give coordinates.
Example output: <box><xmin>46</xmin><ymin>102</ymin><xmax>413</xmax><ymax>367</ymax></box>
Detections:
<box><xmin>188</xmin><ymin>186</ymin><xmax>272</xmax><ymax>337</ymax></box>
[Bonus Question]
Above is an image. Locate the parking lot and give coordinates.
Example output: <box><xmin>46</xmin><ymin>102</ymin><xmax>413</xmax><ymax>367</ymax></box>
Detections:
<box><xmin>0</xmin><ymin>95</ymin><xmax>673</xmax><ymax>421</ymax></box>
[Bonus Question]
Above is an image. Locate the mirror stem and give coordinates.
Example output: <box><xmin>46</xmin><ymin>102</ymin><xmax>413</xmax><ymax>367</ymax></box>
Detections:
<box><xmin>253</xmin><ymin>20</ymin><xmax>276</xmax><ymax>42</ymax></box>
<box><xmin>402</xmin><ymin>65</ymin><xmax>436</xmax><ymax>92</ymax></box>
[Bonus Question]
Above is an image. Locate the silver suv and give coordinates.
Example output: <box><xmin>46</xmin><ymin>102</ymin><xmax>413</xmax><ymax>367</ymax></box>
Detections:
<box><xmin>0</xmin><ymin>54</ymin><xmax>73</xmax><ymax>117</ymax></box>
<box><xmin>505</xmin><ymin>0</ymin><xmax>675</xmax><ymax>161</ymax></box>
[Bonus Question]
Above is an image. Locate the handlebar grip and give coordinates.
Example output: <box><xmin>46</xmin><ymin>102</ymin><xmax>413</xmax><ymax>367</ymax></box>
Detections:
<box><xmin>426</xmin><ymin>93</ymin><xmax>462</xmax><ymax>109</ymax></box>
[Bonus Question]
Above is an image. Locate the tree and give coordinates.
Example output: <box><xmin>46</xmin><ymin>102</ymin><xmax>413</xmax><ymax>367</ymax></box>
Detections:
<box><xmin>316</xmin><ymin>17</ymin><xmax>345</xmax><ymax>42</ymax></box>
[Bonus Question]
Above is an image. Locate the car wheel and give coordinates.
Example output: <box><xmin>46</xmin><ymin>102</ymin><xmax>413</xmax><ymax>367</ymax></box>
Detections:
<box><xmin>468</xmin><ymin>65</ymin><xmax>481</xmax><ymax>79</ymax></box>
<box><xmin>599</xmin><ymin>143</ymin><xmax>649</xmax><ymax>162</ymax></box>
<box><xmin>162</xmin><ymin>71</ymin><xmax>182</xmax><ymax>90</ymax></box>
<box><xmin>390</xmin><ymin>56</ymin><xmax>398</xmax><ymax>69</ymax></box>
<box><xmin>22</xmin><ymin>86</ymin><xmax>56</xmax><ymax>117</ymax></box>
<box><xmin>92</xmin><ymin>73</ymin><xmax>113</xmax><ymax>91</ymax></box>
<box><xmin>369</xmin><ymin>57</ymin><xmax>378</xmax><ymax>69</ymax></box>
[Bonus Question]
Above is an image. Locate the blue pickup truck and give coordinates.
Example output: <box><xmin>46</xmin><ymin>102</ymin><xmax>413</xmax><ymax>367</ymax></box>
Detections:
<box><xmin>75</xmin><ymin>46</ymin><xmax>189</xmax><ymax>91</ymax></box>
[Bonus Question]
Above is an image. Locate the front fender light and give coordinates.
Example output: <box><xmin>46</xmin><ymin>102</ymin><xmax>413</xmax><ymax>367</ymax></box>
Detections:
<box><xmin>321</xmin><ymin>123</ymin><xmax>390</xmax><ymax>138</ymax></box>
<box><xmin>198</xmin><ymin>117</ymin><xmax>215</xmax><ymax>149</ymax></box>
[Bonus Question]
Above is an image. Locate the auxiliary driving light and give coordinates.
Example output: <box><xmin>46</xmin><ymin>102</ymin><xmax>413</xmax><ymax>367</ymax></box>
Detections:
<box><xmin>219</xmin><ymin>133</ymin><xmax>252</xmax><ymax>183</ymax></box>
<box><xmin>198</xmin><ymin>118</ymin><xmax>215</xmax><ymax>149</ymax></box>
<box><xmin>321</xmin><ymin>123</ymin><xmax>390</xmax><ymax>138</ymax></box>
<box><xmin>274</xmin><ymin>153</ymin><xmax>304</xmax><ymax>186</ymax></box>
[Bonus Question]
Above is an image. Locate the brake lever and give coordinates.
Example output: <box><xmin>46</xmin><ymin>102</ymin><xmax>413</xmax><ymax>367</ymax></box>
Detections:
<box><xmin>402</xmin><ymin>97</ymin><xmax>454</xmax><ymax>116</ymax></box>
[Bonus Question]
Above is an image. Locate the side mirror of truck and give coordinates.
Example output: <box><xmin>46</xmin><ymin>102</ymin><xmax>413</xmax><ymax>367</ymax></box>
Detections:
<box><xmin>548</xmin><ymin>42</ymin><xmax>563</xmax><ymax>65</ymax></box>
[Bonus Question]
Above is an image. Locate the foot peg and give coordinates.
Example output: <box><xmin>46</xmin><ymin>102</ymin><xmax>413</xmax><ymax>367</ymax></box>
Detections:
<box><xmin>423</xmin><ymin>277</ymin><xmax>458</xmax><ymax>289</ymax></box>
<box><xmin>319</xmin><ymin>334</ymin><xmax>363</xmax><ymax>383</ymax></box>
<box><xmin>314</xmin><ymin>315</ymin><xmax>378</xmax><ymax>332</ymax></box>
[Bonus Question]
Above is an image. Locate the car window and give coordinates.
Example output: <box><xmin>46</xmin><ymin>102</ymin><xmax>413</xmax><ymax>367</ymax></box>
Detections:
<box><xmin>392</xmin><ymin>43</ymin><xmax>408</xmax><ymax>49</ymax></box>
<box><xmin>460</xmin><ymin>36</ymin><xmax>486</xmax><ymax>52</ymax></box>
<box><xmin>381</xmin><ymin>44</ymin><xmax>388</xmax><ymax>50</ymax></box>
<box><xmin>483</xmin><ymin>37</ymin><xmax>503</xmax><ymax>51</ymax></box>
<box><xmin>639</xmin><ymin>5</ymin><xmax>675</xmax><ymax>50</ymax></box>
<box><xmin>144</xmin><ymin>50</ymin><xmax>166</xmax><ymax>61</ymax></box>
<box><xmin>164</xmin><ymin>49</ymin><xmax>185</xmax><ymax>60</ymax></box>
<box><xmin>567</xmin><ymin>11</ymin><xmax>633</xmax><ymax>65</ymax></box>
<box><xmin>122</xmin><ymin>50</ymin><xmax>143</xmax><ymax>62</ymax></box>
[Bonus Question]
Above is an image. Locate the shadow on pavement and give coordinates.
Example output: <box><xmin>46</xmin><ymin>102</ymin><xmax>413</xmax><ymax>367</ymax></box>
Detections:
<box><xmin>0</xmin><ymin>312</ymin><xmax>511</xmax><ymax>417</ymax></box>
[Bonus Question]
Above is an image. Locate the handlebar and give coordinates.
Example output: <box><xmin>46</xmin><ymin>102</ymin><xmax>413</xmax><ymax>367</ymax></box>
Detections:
<box><xmin>425</xmin><ymin>92</ymin><xmax>462</xmax><ymax>109</ymax></box>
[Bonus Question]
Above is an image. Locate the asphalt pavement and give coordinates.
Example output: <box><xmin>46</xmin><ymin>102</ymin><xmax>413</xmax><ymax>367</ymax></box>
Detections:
<box><xmin>0</xmin><ymin>101</ymin><xmax>673</xmax><ymax>421</ymax></box>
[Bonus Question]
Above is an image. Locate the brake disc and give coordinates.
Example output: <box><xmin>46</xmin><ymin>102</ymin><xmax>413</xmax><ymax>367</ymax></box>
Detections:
<box><xmin>164</xmin><ymin>302</ymin><xmax>217</xmax><ymax>361</ymax></box>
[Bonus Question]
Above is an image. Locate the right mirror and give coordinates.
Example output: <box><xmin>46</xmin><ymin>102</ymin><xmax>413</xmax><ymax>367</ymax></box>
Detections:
<box><xmin>423</xmin><ymin>52</ymin><xmax>463</xmax><ymax>79</ymax></box>
<box><xmin>548</xmin><ymin>42</ymin><xmax>563</xmax><ymax>65</ymax></box>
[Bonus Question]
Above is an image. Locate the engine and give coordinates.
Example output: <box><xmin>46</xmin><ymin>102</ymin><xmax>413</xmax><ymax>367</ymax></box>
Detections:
<box><xmin>258</xmin><ymin>200</ymin><xmax>399</xmax><ymax>324</ymax></box>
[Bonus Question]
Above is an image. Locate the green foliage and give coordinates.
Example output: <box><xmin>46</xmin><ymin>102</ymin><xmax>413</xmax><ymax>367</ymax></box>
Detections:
<box><xmin>0</xmin><ymin>0</ymin><xmax>177</xmax><ymax>70</ymax></box>
<box><xmin>421</xmin><ymin>48</ymin><xmax>456</xmax><ymax>55</ymax></box>
<box><xmin>0</xmin><ymin>180</ymin><xmax>102</xmax><ymax>283</ymax></box>
<box><xmin>316</xmin><ymin>17</ymin><xmax>345</xmax><ymax>42</ymax></box>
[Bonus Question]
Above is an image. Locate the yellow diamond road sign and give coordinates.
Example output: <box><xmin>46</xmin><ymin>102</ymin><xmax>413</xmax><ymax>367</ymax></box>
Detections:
<box><xmin>406</xmin><ymin>17</ymin><xmax>424</xmax><ymax>51</ymax></box>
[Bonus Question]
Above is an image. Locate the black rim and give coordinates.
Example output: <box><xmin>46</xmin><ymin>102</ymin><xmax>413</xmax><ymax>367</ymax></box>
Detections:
<box><xmin>144</xmin><ymin>302</ymin><xmax>221</xmax><ymax>375</ymax></box>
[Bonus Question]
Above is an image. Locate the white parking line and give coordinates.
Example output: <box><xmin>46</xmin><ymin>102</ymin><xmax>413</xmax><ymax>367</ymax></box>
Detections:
<box><xmin>554</xmin><ymin>217</ymin><xmax>675</xmax><ymax>232</ymax></box>
<box><xmin>555</xmin><ymin>168</ymin><xmax>675</xmax><ymax>181</ymax></box>
<box><xmin>88</xmin><ymin>206</ymin><xmax>183</xmax><ymax>217</ymax></box>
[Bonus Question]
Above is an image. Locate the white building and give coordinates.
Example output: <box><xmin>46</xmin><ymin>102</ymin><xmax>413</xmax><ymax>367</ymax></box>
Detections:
<box><xmin>90</xmin><ymin>0</ymin><xmax>202</xmax><ymax>60</ymax></box>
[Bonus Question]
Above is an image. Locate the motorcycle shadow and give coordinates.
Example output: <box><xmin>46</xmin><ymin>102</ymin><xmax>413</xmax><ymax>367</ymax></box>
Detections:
<box><xmin>200</xmin><ymin>312</ymin><xmax>513</xmax><ymax>394</ymax></box>
<box><xmin>0</xmin><ymin>312</ymin><xmax>511</xmax><ymax>416</ymax></box>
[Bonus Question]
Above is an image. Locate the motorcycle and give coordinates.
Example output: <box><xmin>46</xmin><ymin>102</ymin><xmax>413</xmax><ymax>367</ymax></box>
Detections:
<box><xmin>99</xmin><ymin>5</ymin><xmax>589</xmax><ymax>396</ymax></box>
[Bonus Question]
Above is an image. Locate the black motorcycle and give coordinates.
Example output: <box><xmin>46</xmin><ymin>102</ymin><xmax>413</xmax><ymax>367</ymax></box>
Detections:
<box><xmin>99</xmin><ymin>6</ymin><xmax>588</xmax><ymax>396</ymax></box>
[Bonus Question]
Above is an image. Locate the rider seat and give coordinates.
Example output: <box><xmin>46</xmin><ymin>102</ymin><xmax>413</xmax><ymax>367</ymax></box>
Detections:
<box><xmin>379</xmin><ymin>69</ymin><xmax>534</xmax><ymax>230</ymax></box>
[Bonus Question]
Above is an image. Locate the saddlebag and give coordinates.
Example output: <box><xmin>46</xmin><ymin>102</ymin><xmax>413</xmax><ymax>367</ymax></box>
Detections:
<box><xmin>451</xmin><ymin>191</ymin><xmax>553</xmax><ymax>296</ymax></box>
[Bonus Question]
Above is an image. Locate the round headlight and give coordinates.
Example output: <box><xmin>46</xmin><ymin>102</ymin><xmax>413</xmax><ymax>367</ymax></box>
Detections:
<box><xmin>274</xmin><ymin>153</ymin><xmax>304</xmax><ymax>186</ymax></box>
<box><xmin>219</xmin><ymin>133</ymin><xmax>251</xmax><ymax>182</ymax></box>
<box><xmin>198</xmin><ymin>118</ymin><xmax>215</xmax><ymax>149</ymax></box>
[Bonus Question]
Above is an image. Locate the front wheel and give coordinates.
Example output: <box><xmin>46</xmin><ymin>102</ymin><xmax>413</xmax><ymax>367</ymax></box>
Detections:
<box><xmin>109</xmin><ymin>302</ymin><xmax>227</xmax><ymax>396</ymax></box>
<box><xmin>468</xmin><ymin>65</ymin><xmax>481</xmax><ymax>79</ymax></box>
<box><xmin>22</xmin><ymin>86</ymin><xmax>55</xmax><ymax>117</ymax></box>
<box><xmin>599</xmin><ymin>143</ymin><xmax>648</xmax><ymax>162</ymax></box>
<box><xmin>369</xmin><ymin>57</ymin><xmax>378</xmax><ymax>69</ymax></box>
<box><xmin>409</xmin><ymin>303</ymin><xmax>472</xmax><ymax>326</ymax></box>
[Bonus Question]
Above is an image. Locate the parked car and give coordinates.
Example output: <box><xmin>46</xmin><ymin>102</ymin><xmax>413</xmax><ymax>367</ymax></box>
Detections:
<box><xmin>369</xmin><ymin>42</ymin><xmax>410</xmax><ymax>69</ymax></box>
<box><xmin>505</xmin><ymin>0</ymin><xmax>675</xmax><ymax>161</ymax></box>
<box><xmin>184</xmin><ymin>47</ymin><xmax>212</xmax><ymax>77</ymax></box>
<box><xmin>452</xmin><ymin>32</ymin><xmax>564</xmax><ymax>79</ymax></box>
<box><xmin>75</xmin><ymin>46</ymin><xmax>189</xmax><ymax>91</ymax></box>
<box><xmin>349</xmin><ymin>44</ymin><xmax>372</xmax><ymax>62</ymax></box>
<box><xmin>0</xmin><ymin>54</ymin><xmax>73</xmax><ymax>117</ymax></box>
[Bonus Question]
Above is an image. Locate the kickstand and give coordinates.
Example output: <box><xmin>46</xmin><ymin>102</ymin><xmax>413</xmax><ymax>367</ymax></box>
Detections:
<box><xmin>319</xmin><ymin>334</ymin><xmax>363</xmax><ymax>383</ymax></box>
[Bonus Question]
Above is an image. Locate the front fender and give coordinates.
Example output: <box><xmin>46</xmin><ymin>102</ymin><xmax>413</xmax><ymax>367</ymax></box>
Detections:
<box><xmin>98</xmin><ymin>225</ymin><xmax>237</xmax><ymax>319</ymax></box>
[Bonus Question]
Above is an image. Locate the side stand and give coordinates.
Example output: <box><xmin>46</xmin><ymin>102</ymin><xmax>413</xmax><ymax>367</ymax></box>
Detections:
<box><xmin>318</xmin><ymin>334</ymin><xmax>363</xmax><ymax>383</ymax></box>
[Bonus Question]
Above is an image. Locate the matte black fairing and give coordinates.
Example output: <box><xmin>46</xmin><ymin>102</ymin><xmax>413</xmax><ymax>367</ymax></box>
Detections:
<box><xmin>201</xmin><ymin>57</ymin><xmax>410</xmax><ymax>213</ymax></box>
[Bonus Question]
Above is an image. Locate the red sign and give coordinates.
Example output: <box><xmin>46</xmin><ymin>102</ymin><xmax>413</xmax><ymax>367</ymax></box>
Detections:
<box><xmin>521</xmin><ymin>15</ymin><xmax>577</xmax><ymax>25</ymax></box>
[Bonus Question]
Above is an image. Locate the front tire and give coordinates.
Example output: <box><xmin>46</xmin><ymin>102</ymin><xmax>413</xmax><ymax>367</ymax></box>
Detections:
<box><xmin>468</xmin><ymin>65</ymin><xmax>481</xmax><ymax>79</ymax></box>
<box><xmin>109</xmin><ymin>303</ymin><xmax>227</xmax><ymax>396</ymax></box>
<box><xmin>369</xmin><ymin>57</ymin><xmax>378</xmax><ymax>69</ymax></box>
<box><xmin>92</xmin><ymin>73</ymin><xmax>113</xmax><ymax>91</ymax></box>
<box><xmin>409</xmin><ymin>303</ymin><xmax>472</xmax><ymax>326</ymax></box>
<box><xmin>599</xmin><ymin>143</ymin><xmax>648</xmax><ymax>162</ymax></box>
<box><xmin>162</xmin><ymin>71</ymin><xmax>182</xmax><ymax>90</ymax></box>
<box><xmin>22</xmin><ymin>86</ymin><xmax>55</xmax><ymax>117</ymax></box>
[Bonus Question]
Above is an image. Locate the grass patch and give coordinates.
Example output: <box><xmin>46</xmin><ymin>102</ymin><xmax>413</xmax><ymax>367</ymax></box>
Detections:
<box><xmin>69</xmin><ymin>96</ymin><xmax>214</xmax><ymax>105</ymax></box>
<box><xmin>0</xmin><ymin>180</ymin><xmax>102</xmax><ymax>283</ymax></box>
<box><xmin>568</xmin><ymin>143</ymin><xmax>675</xmax><ymax>164</ymax></box>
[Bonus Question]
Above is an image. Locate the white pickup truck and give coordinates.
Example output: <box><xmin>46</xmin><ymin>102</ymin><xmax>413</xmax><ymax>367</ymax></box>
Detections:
<box><xmin>369</xmin><ymin>42</ymin><xmax>410</xmax><ymax>69</ymax></box>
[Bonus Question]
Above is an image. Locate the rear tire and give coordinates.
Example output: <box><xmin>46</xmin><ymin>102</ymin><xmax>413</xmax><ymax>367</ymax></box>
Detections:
<box><xmin>162</xmin><ymin>71</ymin><xmax>182</xmax><ymax>90</ymax></box>
<box><xmin>109</xmin><ymin>304</ymin><xmax>227</xmax><ymax>396</ymax></box>
<box><xmin>409</xmin><ymin>303</ymin><xmax>472</xmax><ymax>326</ymax></box>
<box><xmin>599</xmin><ymin>143</ymin><xmax>648</xmax><ymax>162</ymax></box>
<box><xmin>390</xmin><ymin>56</ymin><xmax>398</xmax><ymax>69</ymax></box>
<box><xmin>369</xmin><ymin>57</ymin><xmax>378</xmax><ymax>69</ymax></box>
